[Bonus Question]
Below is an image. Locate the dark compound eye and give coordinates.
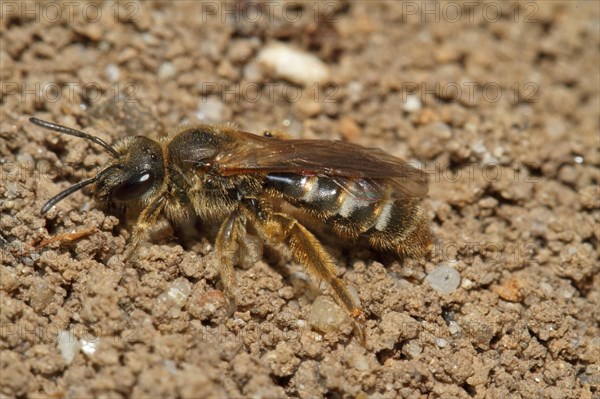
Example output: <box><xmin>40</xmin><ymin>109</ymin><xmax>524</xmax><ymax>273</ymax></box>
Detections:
<box><xmin>113</xmin><ymin>171</ymin><xmax>155</xmax><ymax>201</ymax></box>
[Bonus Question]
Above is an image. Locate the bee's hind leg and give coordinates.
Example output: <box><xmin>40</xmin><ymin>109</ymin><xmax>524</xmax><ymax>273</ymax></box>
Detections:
<box><xmin>215</xmin><ymin>210</ymin><xmax>247</xmax><ymax>299</ymax></box>
<box><xmin>244</xmin><ymin>205</ymin><xmax>365</xmax><ymax>343</ymax></box>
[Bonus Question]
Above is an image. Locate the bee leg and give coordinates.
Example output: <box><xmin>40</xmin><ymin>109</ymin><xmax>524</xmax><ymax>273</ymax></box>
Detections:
<box><xmin>125</xmin><ymin>196</ymin><xmax>166</xmax><ymax>261</ymax></box>
<box><xmin>215</xmin><ymin>210</ymin><xmax>246</xmax><ymax>300</ymax></box>
<box><xmin>248</xmin><ymin>208</ymin><xmax>365</xmax><ymax>342</ymax></box>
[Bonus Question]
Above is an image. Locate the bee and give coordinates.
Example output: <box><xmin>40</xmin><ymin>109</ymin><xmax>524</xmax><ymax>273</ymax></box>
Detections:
<box><xmin>30</xmin><ymin>117</ymin><xmax>432</xmax><ymax>338</ymax></box>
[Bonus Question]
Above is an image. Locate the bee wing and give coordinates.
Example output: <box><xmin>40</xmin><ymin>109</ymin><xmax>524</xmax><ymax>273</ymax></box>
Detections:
<box><xmin>216</xmin><ymin>138</ymin><xmax>428</xmax><ymax>197</ymax></box>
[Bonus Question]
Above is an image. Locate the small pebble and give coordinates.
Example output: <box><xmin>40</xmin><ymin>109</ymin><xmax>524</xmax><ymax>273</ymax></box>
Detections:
<box><xmin>167</xmin><ymin>278</ymin><xmax>191</xmax><ymax>308</ymax></box>
<box><xmin>346</xmin><ymin>351</ymin><xmax>369</xmax><ymax>371</ymax></box>
<box><xmin>405</xmin><ymin>340</ymin><xmax>423</xmax><ymax>357</ymax></box>
<box><xmin>57</xmin><ymin>330</ymin><xmax>80</xmax><ymax>365</ymax></box>
<box><xmin>105</xmin><ymin>63</ymin><xmax>120</xmax><ymax>82</ymax></box>
<box><xmin>426</xmin><ymin>265</ymin><xmax>461</xmax><ymax>294</ymax></box>
<box><xmin>449</xmin><ymin>321</ymin><xmax>461</xmax><ymax>335</ymax></box>
<box><xmin>257</xmin><ymin>42</ymin><xmax>330</xmax><ymax>86</ymax></box>
<box><xmin>308</xmin><ymin>296</ymin><xmax>348</xmax><ymax>334</ymax></box>
<box><xmin>402</xmin><ymin>94</ymin><xmax>422</xmax><ymax>113</ymax></box>
<box><xmin>243</xmin><ymin>61</ymin><xmax>261</xmax><ymax>81</ymax></box>
<box><xmin>164</xmin><ymin>360</ymin><xmax>178</xmax><ymax>375</ymax></box>
<box><xmin>347</xmin><ymin>81</ymin><xmax>363</xmax><ymax>104</ymax></box>
<box><xmin>81</xmin><ymin>338</ymin><xmax>98</xmax><ymax>355</ymax></box>
<box><xmin>196</xmin><ymin>97</ymin><xmax>224</xmax><ymax>122</ymax></box>
<box><xmin>16</xmin><ymin>152</ymin><xmax>33</xmax><ymax>163</ymax></box>
<box><xmin>158</xmin><ymin>61</ymin><xmax>176</xmax><ymax>79</ymax></box>
<box><xmin>461</xmin><ymin>278</ymin><xmax>474</xmax><ymax>290</ymax></box>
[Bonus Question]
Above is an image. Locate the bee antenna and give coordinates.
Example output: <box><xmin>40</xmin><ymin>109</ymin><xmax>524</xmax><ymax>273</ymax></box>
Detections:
<box><xmin>29</xmin><ymin>117</ymin><xmax>119</xmax><ymax>158</ymax></box>
<box><xmin>40</xmin><ymin>164</ymin><xmax>120</xmax><ymax>215</ymax></box>
<box><xmin>41</xmin><ymin>176</ymin><xmax>98</xmax><ymax>215</ymax></box>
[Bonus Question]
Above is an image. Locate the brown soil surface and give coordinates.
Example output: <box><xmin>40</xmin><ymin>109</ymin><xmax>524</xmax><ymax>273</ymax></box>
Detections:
<box><xmin>1</xmin><ymin>1</ymin><xmax>598</xmax><ymax>398</ymax></box>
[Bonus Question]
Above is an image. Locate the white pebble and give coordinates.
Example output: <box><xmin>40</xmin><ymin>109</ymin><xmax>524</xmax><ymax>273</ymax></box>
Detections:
<box><xmin>16</xmin><ymin>153</ymin><xmax>33</xmax><ymax>163</ymax></box>
<box><xmin>472</xmin><ymin>140</ymin><xmax>486</xmax><ymax>154</ymax></box>
<box><xmin>461</xmin><ymin>278</ymin><xmax>474</xmax><ymax>290</ymax></box>
<box><xmin>559</xmin><ymin>286</ymin><xmax>575</xmax><ymax>299</ymax></box>
<box><xmin>406</xmin><ymin>340</ymin><xmax>423</xmax><ymax>356</ymax></box>
<box><xmin>464</xmin><ymin>122</ymin><xmax>478</xmax><ymax>133</ymax></box>
<box><xmin>257</xmin><ymin>42</ymin><xmax>330</xmax><ymax>86</ymax></box>
<box><xmin>448</xmin><ymin>321</ymin><xmax>460</xmax><ymax>335</ymax></box>
<box><xmin>57</xmin><ymin>330</ymin><xmax>80</xmax><ymax>365</ymax></box>
<box><xmin>347</xmin><ymin>81</ymin><xmax>363</xmax><ymax>104</ymax></box>
<box><xmin>164</xmin><ymin>359</ymin><xmax>178</xmax><ymax>375</ymax></box>
<box><xmin>402</xmin><ymin>94</ymin><xmax>422</xmax><ymax>112</ymax></box>
<box><xmin>540</xmin><ymin>282</ymin><xmax>553</xmax><ymax>294</ymax></box>
<box><xmin>429</xmin><ymin>122</ymin><xmax>452</xmax><ymax>139</ymax></box>
<box><xmin>426</xmin><ymin>265</ymin><xmax>461</xmax><ymax>294</ymax></box>
<box><xmin>158</xmin><ymin>61</ymin><xmax>176</xmax><ymax>79</ymax></box>
<box><xmin>167</xmin><ymin>278</ymin><xmax>191</xmax><ymax>308</ymax></box>
<box><xmin>196</xmin><ymin>97</ymin><xmax>224</xmax><ymax>122</ymax></box>
<box><xmin>308</xmin><ymin>296</ymin><xmax>347</xmax><ymax>334</ymax></box>
<box><xmin>105</xmin><ymin>63</ymin><xmax>120</xmax><ymax>82</ymax></box>
<box><xmin>81</xmin><ymin>337</ymin><xmax>98</xmax><ymax>355</ymax></box>
<box><xmin>242</xmin><ymin>61</ymin><xmax>261</xmax><ymax>81</ymax></box>
<box><xmin>349</xmin><ymin>353</ymin><xmax>369</xmax><ymax>371</ymax></box>
<box><xmin>142</xmin><ymin>32</ymin><xmax>157</xmax><ymax>44</ymax></box>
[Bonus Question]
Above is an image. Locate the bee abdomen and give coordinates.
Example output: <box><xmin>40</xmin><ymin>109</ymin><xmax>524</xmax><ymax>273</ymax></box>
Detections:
<box><xmin>265</xmin><ymin>173</ymin><xmax>345</xmax><ymax>213</ymax></box>
<box><xmin>265</xmin><ymin>173</ymin><xmax>431</xmax><ymax>257</ymax></box>
<box><xmin>366</xmin><ymin>197</ymin><xmax>432</xmax><ymax>257</ymax></box>
<box><xmin>265</xmin><ymin>173</ymin><xmax>385</xmax><ymax>231</ymax></box>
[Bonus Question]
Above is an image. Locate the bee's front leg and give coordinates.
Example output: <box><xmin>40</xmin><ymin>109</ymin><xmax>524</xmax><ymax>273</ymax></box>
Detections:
<box><xmin>125</xmin><ymin>196</ymin><xmax>165</xmax><ymax>261</ymax></box>
<box><xmin>215</xmin><ymin>209</ymin><xmax>246</xmax><ymax>299</ymax></box>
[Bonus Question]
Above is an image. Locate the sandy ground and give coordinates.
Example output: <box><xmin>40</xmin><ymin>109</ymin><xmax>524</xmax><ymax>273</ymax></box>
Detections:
<box><xmin>1</xmin><ymin>1</ymin><xmax>599</xmax><ymax>398</ymax></box>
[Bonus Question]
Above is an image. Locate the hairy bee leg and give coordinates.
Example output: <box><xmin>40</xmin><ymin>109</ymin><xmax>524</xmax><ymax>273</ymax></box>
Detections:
<box><xmin>125</xmin><ymin>196</ymin><xmax>166</xmax><ymax>260</ymax></box>
<box><xmin>214</xmin><ymin>210</ymin><xmax>246</xmax><ymax>297</ymax></box>
<box><xmin>247</xmin><ymin>208</ymin><xmax>364</xmax><ymax>340</ymax></box>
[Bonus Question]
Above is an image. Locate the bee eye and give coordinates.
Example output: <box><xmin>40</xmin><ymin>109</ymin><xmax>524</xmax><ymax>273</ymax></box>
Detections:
<box><xmin>113</xmin><ymin>171</ymin><xmax>155</xmax><ymax>201</ymax></box>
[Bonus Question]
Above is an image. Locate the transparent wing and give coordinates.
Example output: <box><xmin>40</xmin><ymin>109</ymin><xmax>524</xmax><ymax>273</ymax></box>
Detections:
<box><xmin>216</xmin><ymin>136</ymin><xmax>428</xmax><ymax>198</ymax></box>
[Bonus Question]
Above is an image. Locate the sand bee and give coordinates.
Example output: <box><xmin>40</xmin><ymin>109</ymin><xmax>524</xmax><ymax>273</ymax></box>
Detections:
<box><xmin>30</xmin><ymin>117</ymin><xmax>432</xmax><ymax>338</ymax></box>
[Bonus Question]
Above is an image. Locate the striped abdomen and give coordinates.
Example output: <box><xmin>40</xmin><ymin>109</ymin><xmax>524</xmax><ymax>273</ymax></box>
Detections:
<box><xmin>264</xmin><ymin>173</ymin><xmax>431</xmax><ymax>257</ymax></box>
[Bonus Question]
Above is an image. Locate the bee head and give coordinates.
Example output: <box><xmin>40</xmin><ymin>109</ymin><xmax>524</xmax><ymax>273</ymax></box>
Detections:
<box><xmin>29</xmin><ymin>118</ymin><xmax>165</xmax><ymax>214</ymax></box>
<box><xmin>96</xmin><ymin>136</ymin><xmax>165</xmax><ymax>206</ymax></box>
